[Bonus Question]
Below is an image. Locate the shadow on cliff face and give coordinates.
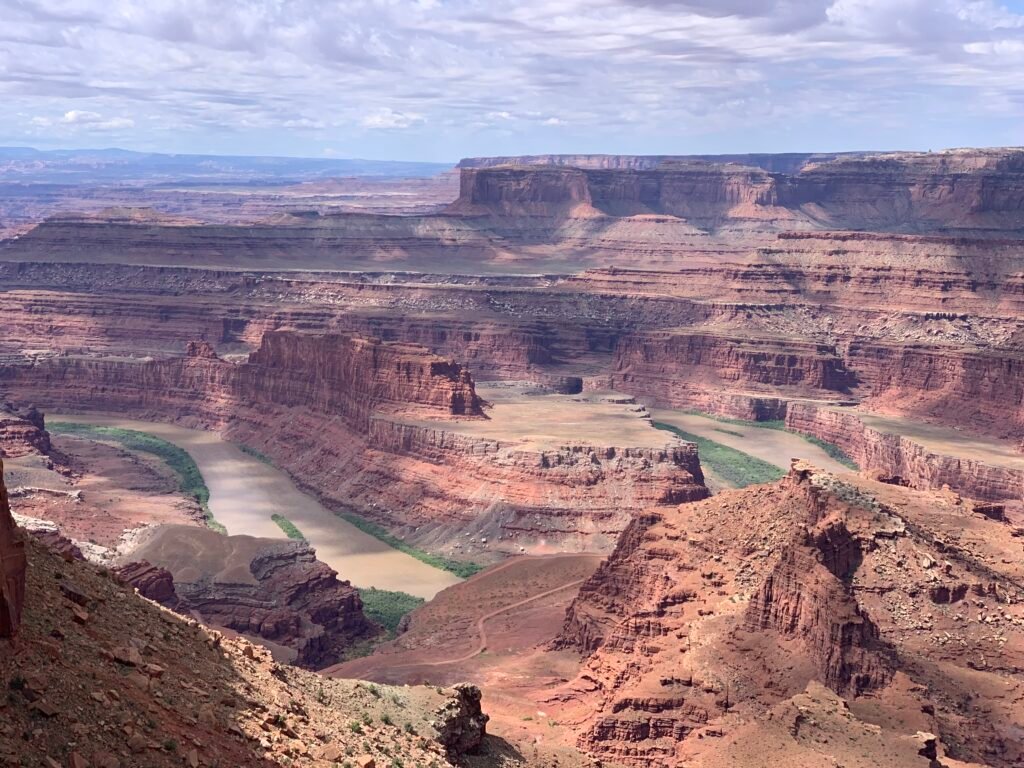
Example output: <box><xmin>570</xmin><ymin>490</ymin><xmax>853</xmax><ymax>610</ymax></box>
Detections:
<box><xmin>463</xmin><ymin>734</ymin><xmax>526</xmax><ymax>767</ymax></box>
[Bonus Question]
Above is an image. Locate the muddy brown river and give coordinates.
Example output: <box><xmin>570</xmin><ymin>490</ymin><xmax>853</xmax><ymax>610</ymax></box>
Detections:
<box><xmin>53</xmin><ymin>415</ymin><xmax>462</xmax><ymax>599</ymax></box>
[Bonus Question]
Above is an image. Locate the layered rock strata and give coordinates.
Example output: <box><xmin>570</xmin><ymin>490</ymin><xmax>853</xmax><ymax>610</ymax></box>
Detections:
<box><xmin>0</xmin><ymin>461</ymin><xmax>26</xmax><ymax>637</ymax></box>
<box><xmin>609</xmin><ymin>330</ymin><xmax>854</xmax><ymax>408</ymax></box>
<box><xmin>0</xmin><ymin>333</ymin><xmax>706</xmax><ymax>554</ymax></box>
<box><xmin>118</xmin><ymin>525</ymin><xmax>374</xmax><ymax>669</ymax></box>
<box><xmin>786</xmin><ymin>403</ymin><xmax>1024</xmax><ymax>501</ymax></box>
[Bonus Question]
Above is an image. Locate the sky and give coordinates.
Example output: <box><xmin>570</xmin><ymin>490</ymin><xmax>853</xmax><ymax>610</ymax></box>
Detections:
<box><xmin>1</xmin><ymin>0</ymin><xmax>1024</xmax><ymax>162</ymax></box>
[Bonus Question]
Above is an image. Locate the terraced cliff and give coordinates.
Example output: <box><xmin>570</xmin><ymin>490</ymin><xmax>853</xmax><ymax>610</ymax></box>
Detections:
<box><xmin>0</xmin><ymin>333</ymin><xmax>707</xmax><ymax>556</ymax></box>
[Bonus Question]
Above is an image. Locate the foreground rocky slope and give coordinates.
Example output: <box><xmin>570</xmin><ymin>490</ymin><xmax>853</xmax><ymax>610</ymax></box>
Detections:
<box><xmin>0</xmin><ymin>466</ymin><xmax>488</xmax><ymax>767</ymax></box>
<box><xmin>552</xmin><ymin>461</ymin><xmax>1024</xmax><ymax>767</ymax></box>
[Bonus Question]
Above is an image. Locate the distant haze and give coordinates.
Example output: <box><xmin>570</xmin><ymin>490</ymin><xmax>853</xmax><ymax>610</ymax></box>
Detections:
<box><xmin>2</xmin><ymin>1</ymin><xmax>1024</xmax><ymax>160</ymax></box>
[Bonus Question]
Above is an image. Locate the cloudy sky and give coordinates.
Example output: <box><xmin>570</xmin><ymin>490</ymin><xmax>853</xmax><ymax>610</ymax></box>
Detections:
<box><xmin>2</xmin><ymin>0</ymin><xmax>1024</xmax><ymax>161</ymax></box>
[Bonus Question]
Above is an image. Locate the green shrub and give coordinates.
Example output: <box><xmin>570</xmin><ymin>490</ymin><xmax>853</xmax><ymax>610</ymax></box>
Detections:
<box><xmin>271</xmin><ymin>513</ymin><xmax>305</xmax><ymax>541</ymax></box>
<box><xmin>358</xmin><ymin>588</ymin><xmax>425</xmax><ymax>635</ymax></box>
<box><xmin>653</xmin><ymin>423</ymin><xmax>785</xmax><ymax>488</ymax></box>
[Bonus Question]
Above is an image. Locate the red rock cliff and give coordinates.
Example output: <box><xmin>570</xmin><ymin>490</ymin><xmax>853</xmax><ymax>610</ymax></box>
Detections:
<box><xmin>0</xmin><ymin>334</ymin><xmax>706</xmax><ymax>557</ymax></box>
<box><xmin>551</xmin><ymin>463</ymin><xmax>1024</xmax><ymax>767</ymax></box>
<box><xmin>0</xmin><ymin>460</ymin><xmax>26</xmax><ymax>637</ymax></box>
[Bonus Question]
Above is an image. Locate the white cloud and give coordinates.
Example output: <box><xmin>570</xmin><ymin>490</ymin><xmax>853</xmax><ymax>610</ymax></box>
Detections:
<box><xmin>360</xmin><ymin>108</ymin><xmax>425</xmax><ymax>130</ymax></box>
<box><xmin>2</xmin><ymin>0</ymin><xmax>1023</xmax><ymax>156</ymax></box>
<box><xmin>60</xmin><ymin>110</ymin><xmax>135</xmax><ymax>130</ymax></box>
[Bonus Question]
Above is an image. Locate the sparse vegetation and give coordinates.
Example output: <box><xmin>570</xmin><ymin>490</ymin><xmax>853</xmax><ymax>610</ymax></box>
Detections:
<box><xmin>230</xmin><ymin>440</ymin><xmax>483</xmax><ymax>578</ymax></box>
<box><xmin>271</xmin><ymin>513</ymin><xmax>305</xmax><ymax>541</ymax></box>
<box><xmin>339</xmin><ymin>512</ymin><xmax>484</xmax><ymax>578</ymax></box>
<box><xmin>653</xmin><ymin>422</ymin><xmax>785</xmax><ymax>488</ymax></box>
<box><xmin>797</xmin><ymin>433</ymin><xmax>859</xmax><ymax>470</ymax></box>
<box><xmin>358</xmin><ymin>587</ymin><xmax>425</xmax><ymax>635</ymax></box>
<box><xmin>50</xmin><ymin>422</ymin><xmax>226</xmax><ymax>533</ymax></box>
<box><xmin>238</xmin><ymin>443</ymin><xmax>274</xmax><ymax>465</ymax></box>
<box><xmin>677</xmin><ymin>411</ymin><xmax>859</xmax><ymax>470</ymax></box>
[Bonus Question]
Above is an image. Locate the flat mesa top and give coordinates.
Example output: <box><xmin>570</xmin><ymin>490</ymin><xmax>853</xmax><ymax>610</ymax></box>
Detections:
<box><xmin>408</xmin><ymin>386</ymin><xmax>674</xmax><ymax>451</ymax></box>
<box><xmin>842</xmin><ymin>409</ymin><xmax>1024</xmax><ymax>470</ymax></box>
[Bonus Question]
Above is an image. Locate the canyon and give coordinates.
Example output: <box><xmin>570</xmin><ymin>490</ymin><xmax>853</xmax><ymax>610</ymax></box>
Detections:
<box><xmin>4</xmin><ymin>146</ymin><xmax>1024</xmax><ymax>767</ymax></box>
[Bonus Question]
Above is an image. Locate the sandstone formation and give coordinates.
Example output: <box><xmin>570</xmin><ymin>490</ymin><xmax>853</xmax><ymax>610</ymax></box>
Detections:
<box><xmin>785</xmin><ymin>402</ymin><xmax>1024</xmax><ymax>502</ymax></box>
<box><xmin>118</xmin><ymin>525</ymin><xmax>375</xmax><ymax>669</ymax></box>
<box><xmin>113</xmin><ymin>560</ymin><xmax>178</xmax><ymax>605</ymax></box>
<box><xmin>0</xmin><ymin>333</ymin><xmax>707</xmax><ymax>555</ymax></box>
<box><xmin>0</xmin><ymin>460</ymin><xmax>26</xmax><ymax>637</ymax></box>
<box><xmin>552</xmin><ymin>462</ymin><xmax>1024</xmax><ymax>767</ymax></box>
<box><xmin>454</xmin><ymin>148</ymin><xmax>1024</xmax><ymax>232</ymax></box>
<box><xmin>0</xmin><ymin>403</ymin><xmax>53</xmax><ymax>458</ymax></box>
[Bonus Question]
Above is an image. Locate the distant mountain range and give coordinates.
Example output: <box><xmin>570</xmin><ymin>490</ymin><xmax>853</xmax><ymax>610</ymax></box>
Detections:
<box><xmin>0</xmin><ymin>147</ymin><xmax>453</xmax><ymax>185</ymax></box>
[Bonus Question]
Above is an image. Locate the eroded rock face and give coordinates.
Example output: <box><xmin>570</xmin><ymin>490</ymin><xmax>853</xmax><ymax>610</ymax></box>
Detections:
<box><xmin>610</xmin><ymin>330</ymin><xmax>854</xmax><ymax>408</ymax></box>
<box><xmin>0</xmin><ymin>404</ymin><xmax>52</xmax><ymax>459</ymax></box>
<box><xmin>0</xmin><ymin>334</ymin><xmax>707</xmax><ymax>554</ymax></box>
<box><xmin>552</xmin><ymin>462</ymin><xmax>1024</xmax><ymax>767</ymax></box>
<box><xmin>433</xmin><ymin>683</ymin><xmax>488</xmax><ymax>757</ymax></box>
<box><xmin>0</xmin><ymin>460</ymin><xmax>26</xmax><ymax>637</ymax></box>
<box><xmin>453</xmin><ymin>148</ymin><xmax>1024</xmax><ymax>232</ymax></box>
<box><xmin>119</xmin><ymin>525</ymin><xmax>374</xmax><ymax>669</ymax></box>
<box><xmin>786</xmin><ymin>402</ymin><xmax>1024</xmax><ymax>501</ymax></box>
<box><xmin>114</xmin><ymin>561</ymin><xmax>178</xmax><ymax>605</ymax></box>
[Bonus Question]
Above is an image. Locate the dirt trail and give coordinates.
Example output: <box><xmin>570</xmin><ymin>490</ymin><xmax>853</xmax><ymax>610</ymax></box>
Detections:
<box><xmin>417</xmin><ymin>576</ymin><xmax>588</xmax><ymax>667</ymax></box>
<box><xmin>50</xmin><ymin>414</ymin><xmax>462</xmax><ymax>599</ymax></box>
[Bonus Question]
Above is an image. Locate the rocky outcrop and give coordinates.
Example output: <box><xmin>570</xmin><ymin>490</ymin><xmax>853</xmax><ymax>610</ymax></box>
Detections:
<box><xmin>0</xmin><ymin>460</ymin><xmax>26</xmax><ymax>637</ymax></box>
<box><xmin>743</xmin><ymin>522</ymin><xmax>892</xmax><ymax>696</ymax></box>
<box><xmin>121</xmin><ymin>525</ymin><xmax>374</xmax><ymax>669</ymax></box>
<box><xmin>785</xmin><ymin>403</ymin><xmax>1024</xmax><ymax>501</ymax></box>
<box><xmin>114</xmin><ymin>561</ymin><xmax>178</xmax><ymax>605</ymax></box>
<box><xmin>433</xmin><ymin>682</ymin><xmax>489</xmax><ymax>757</ymax></box>
<box><xmin>0</xmin><ymin>404</ymin><xmax>52</xmax><ymax>458</ymax></box>
<box><xmin>551</xmin><ymin>463</ymin><xmax>1024</xmax><ymax>767</ymax></box>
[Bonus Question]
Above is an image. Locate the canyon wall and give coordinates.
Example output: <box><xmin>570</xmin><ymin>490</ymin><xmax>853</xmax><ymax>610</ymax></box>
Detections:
<box><xmin>0</xmin><ymin>333</ymin><xmax>706</xmax><ymax>556</ymax></box>
<box><xmin>609</xmin><ymin>330</ymin><xmax>853</xmax><ymax>409</ymax></box>
<box><xmin>785</xmin><ymin>403</ymin><xmax>1024</xmax><ymax>501</ymax></box>
<box><xmin>847</xmin><ymin>341</ymin><xmax>1024</xmax><ymax>437</ymax></box>
<box><xmin>454</xmin><ymin>148</ymin><xmax>1024</xmax><ymax>233</ymax></box>
<box><xmin>0</xmin><ymin>460</ymin><xmax>26</xmax><ymax>637</ymax></box>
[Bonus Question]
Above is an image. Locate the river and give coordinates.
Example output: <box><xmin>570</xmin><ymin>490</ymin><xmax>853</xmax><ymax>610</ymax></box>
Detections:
<box><xmin>53</xmin><ymin>414</ymin><xmax>462</xmax><ymax>599</ymax></box>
